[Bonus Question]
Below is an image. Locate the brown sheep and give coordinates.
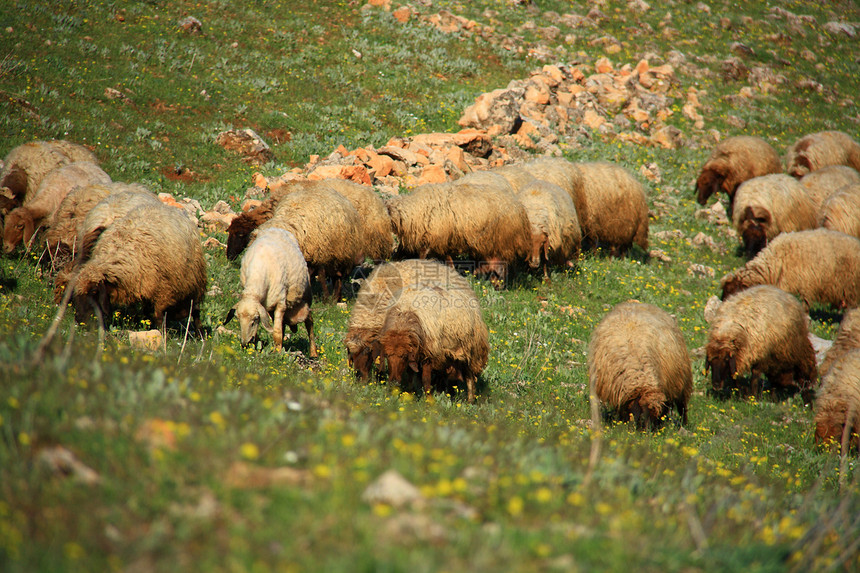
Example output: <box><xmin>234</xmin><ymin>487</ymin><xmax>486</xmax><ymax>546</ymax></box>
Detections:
<box><xmin>720</xmin><ymin>229</ymin><xmax>860</xmax><ymax>310</ymax></box>
<box><xmin>707</xmin><ymin>285</ymin><xmax>817</xmax><ymax>402</ymax></box>
<box><xmin>3</xmin><ymin>162</ymin><xmax>111</xmax><ymax>254</ymax></box>
<box><xmin>386</xmin><ymin>181</ymin><xmax>532</xmax><ymax>286</ymax></box>
<box><xmin>345</xmin><ymin>259</ymin><xmax>473</xmax><ymax>380</ymax></box>
<box><xmin>588</xmin><ymin>301</ymin><xmax>692</xmax><ymax>429</ymax></box>
<box><xmin>731</xmin><ymin>174</ymin><xmax>818</xmax><ymax>258</ymax></box>
<box><xmin>515</xmin><ymin>179</ymin><xmax>582</xmax><ymax>280</ymax></box>
<box><xmin>374</xmin><ymin>281</ymin><xmax>489</xmax><ymax>403</ymax></box>
<box><xmin>819</xmin><ymin>184</ymin><xmax>860</xmax><ymax>240</ymax></box>
<box><xmin>575</xmin><ymin>161</ymin><xmax>649</xmax><ymax>256</ymax></box>
<box><xmin>799</xmin><ymin>165</ymin><xmax>860</xmax><ymax>213</ymax></box>
<box><xmin>786</xmin><ymin>130</ymin><xmax>860</xmax><ymax>178</ymax></box>
<box><xmin>0</xmin><ymin>140</ymin><xmax>98</xmax><ymax>208</ymax></box>
<box><xmin>819</xmin><ymin>308</ymin><xmax>860</xmax><ymax>380</ymax></box>
<box><xmin>695</xmin><ymin>136</ymin><xmax>782</xmax><ymax>215</ymax></box>
<box><xmin>69</xmin><ymin>203</ymin><xmax>207</xmax><ymax>333</ymax></box>
<box><xmin>814</xmin><ymin>348</ymin><xmax>860</xmax><ymax>452</ymax></box>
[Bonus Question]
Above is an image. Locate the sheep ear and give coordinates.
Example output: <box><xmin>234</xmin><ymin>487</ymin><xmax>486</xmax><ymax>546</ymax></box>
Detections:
<box><xmin>258</xmin><ymin>305</ymin><xmax>273</xmax><ymax>333</ymax></box>
<box><xmin>224</xmin><ymin>306</ymin><xmax>237</xmax><ymax>324</ymax></box>
<box><xmin>408</xmin><ymin>360</ymin><xmax>420</xmax><ymax>373</ymax></box>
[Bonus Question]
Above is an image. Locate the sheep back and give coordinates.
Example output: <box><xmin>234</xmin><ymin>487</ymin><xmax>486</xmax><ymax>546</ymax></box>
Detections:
<box><xmin>0</xmin><ymin>140</ymin><xmax>97</xmax><ymax>203</ymax></box>
<box><xmin>519</xmin><ymin>157</ymin><xmax>586</xmax><ymax>216</ymax></box>
<box><xmin>453</xmin><ymin>170</ymin><xmax>516</xmax><ymax>195</ymax></box>
<box><xmin>491</xmin><ymin>165</ymin><xmax>538</xmax><ymax>193</ymax></box>
<box><xmin>814</xmin><ymin>348</ymin><xmax>860</xmax><ymax>450</ymax></box>
<box><xmin>587</xmin><ymin>301</ymin><xmax>692</xmax><ymax>428</ymax></box>
<box><xmin>576</xmin><ymin>161</ymin><xmax>649</xmax><ymax>254</ymax></box>
<box><xmin>321</xmin><ymin>178</ymin><xmax>394</xmax><ymax>261</ymax></box>
<box><xmin>786</xmin><ymin>130</ymin><xmax>860</xmax><ymax>178</ymax></box>
<box><xmin>799</xmin><ymin>165</ymin><xmax>860</xmax><ymax>212</ymax></box>
<box><xmin>695</xmin><ymin>136</ymin><xmax>782</xmax><ymax>211</ymax></box>
<box><xmin>516</xmin><ymin>179</ymin><xmax>582</xmax><ymax>268</ymax></box>
<box><xmin>75</xmin><ymin>188</ymin><xmax>161</xmax><ymax>264</ymax></box>
<box><xmin>820</xmin><ymin>184</ymin><xmax>860</xmax><ymax>240</ymax></box>
<box><xmin>820</xmin><ymin>308</ymin><xmax>860</xmax><ymax>380</ymax></box>
<box><xmin>240</xmin><ymin>227</ymin><xmax>311</xmax><ymax>320</ymax></box>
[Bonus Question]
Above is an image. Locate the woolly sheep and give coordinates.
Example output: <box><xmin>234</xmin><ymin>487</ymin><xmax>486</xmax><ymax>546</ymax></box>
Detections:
<box><xmin>345</xmin><ymin>259</ymin><xmax>473</xmax><ymax>380</ymax></box>
<box><xmin>386</xmin><ymin>181</ymin><xmax>531</xmax><ymax>286</ymax></box>
<box><xmin>819</xmin><ymin>308</ymin><xmax>860</xmax><ymax>380</ymax></box>
<box><xmin>799</xmin><ymin>165</ymin><xmax>860</xmax><ymax>212</ymax></box>
<box><xmin>224</xmin><ymin>227</ymin><xmax>316</xmax><ymax>356</ymax></box>
<box><xmin>731</xmin><ymin>173</ymin><xmax>818</xmax><ymax>258</ymax></box>
<box><xmin>374</xmin><ymin>281</ymin><xmax>489</xmax><ymax>403</ymax></box>
<box><xmin>814</xmin><ymin>348</ymin><xmax>860</xmax><ymax>452</ymax></box>
<box><xmin>519</xmin><ymin>157</ymin><xmax>586</xmax><ymax>213</ymax></box>
<box><xmin>706</xmin><ymin>285</ymin><xmax>817</xmax><ymax>401</ymax></box>
<box><xmin>0</xmin><ymin>140</ymin><xmax>98</xmax><ymax>206</ymax></box>
<box><xmin>574</xmin><ymin>161</ymin><xmax>649</xmax><ymax>256</ymax></box>
<box><xmin>69</xmin><ymin>202</ymin><xmax>207</xmax><ymax>333</ymax></box>
<box><xmin>819</xmin><ymin>184</ymin><xmax>860</xmax><ymax>240</ymax></box>
<box><xmin>515</xmin><ymin>178</ymin><xmax>581</xmax><ymax>280</ymax></box>
<box><xmin>695</xmin><ymin>136</ymin><xmax>782</xmax><ymax>215</ymax></box>
<box><xmin>3</xmin><ymin>162</ymin><xmax>111</xmax><ymax>254</ymax></box>
<box><xmin>587</xmin><ymin>301</ymin><xmax>692</xmax><ymax>429</ymax></box>
<box><xmin>720</xmin><ymin>229</ymin><xmax>860</xmax><ymax>309</ymax></box>
<box><xmin>786</xmin><ymin>130</ymin><xmax>860</xmax><ymax>178</ymax></box>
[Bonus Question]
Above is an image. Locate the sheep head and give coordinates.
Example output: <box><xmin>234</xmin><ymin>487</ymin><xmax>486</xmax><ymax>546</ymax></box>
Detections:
<box><xmin>707</xmin><ymin>351</ymin><xmax>738</xmax><ymax>393</ymax></box>
<box><xmin>815</xmin><ymin>418</ymin><xmax>859</xmax><ymax>453</ymax></box>
<box><xmin>720</xmin><ymin>272</ymin><xmax>747</xmax><ymax>301</ymax></box>
<box><xmin>225</xmin><ymin>298</ymin><xmax>272</xmax><ymax>347</ymax></box>
<box><xmin>378</xmin><ymin>310</ymin><xmax>424</xmax><ymax>386</ymax></box>
<box><xmin>0</xmin><ymin>167</ymin><xmax>28</xmax><ymax>200</ymax></box>
<box><xmin>528</xmin><ymin>231</ymin><xmax>548</xmax><ymax>270</ymax></box>
<box><xmin>739</xmin><ymin>206</ymin><xmax>770</xmax><ymax>259</ymax></box>
<box><xmin>3</xmin><ymin>208</ymin><xmax>35</xmax><ymax>254</ymax></box>
<box><xmin>72</xmin><ymin>279</ymin><xmax>112</xmax><ymax>327</ymax></box>
<box><xmin>788</xmin><ymin>139</ymin><xmax>813</xmax><ymax>178</ymax></box>
<box><xmin>225</xmin><ymin>214</ymin><xmax>259</xmax><ymax>261</ymax></box>
<box><xmin>629</xmin><ymin>389</ymin><xmax>669</xmax><ymax>430</ymax></box>
<box><xmin>696</xmin><ymin>166</ymin><xmax>725</xmax><ymax>206</ymax></box>
<box><xmin>344</xmin><ymin>329</ymin><xmax>375</xmax><ymax>380</ymax></box>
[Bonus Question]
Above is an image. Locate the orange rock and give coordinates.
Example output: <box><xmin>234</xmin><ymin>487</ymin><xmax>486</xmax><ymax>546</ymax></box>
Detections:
<box><xmin>366</xmin><ymin>152</ymin><xmax>393</xmax><ymax>179</ymax></box>
<box><xmin>252</xmin><ymin>172</ymin><xmax>268</xmax><ymax>188</ymax></box>
<box><xmin>351</xmin><ymin>147</ymin><xmax>371</xmax><ymax>162</ymax></box>
<box><xmin>524</xmin><ymin>79</ymin><xmax>551</xmax><ymax>105</ymax></box>
<box><xmin>582</xmin><ymin>109</ymin><xmax>605</xmax><ymax>130</ymax></box>
<box><xmin>308</xmin><ymin>164</ymin><xmax>372</xmax><ymax>185</ymax></box>
<box><xmin>595</xmin><ymin>57</ymin><xmax>613</xmax><ymax>74</ymax></box>
<box><xmin>242</xmin><ymin>199</ymin><xmax>262</xmax><ymax>212</ymax></box>
<box><xmin>446</xmin><ymin>146</ymin><xmax>468</xmax><ymax>173</ymax></box>
<box><xmin>635</xmin><ymin>59</ymin><xmax>650</xmax><ymax>75</ymax></box>
<box><xmin>392</xmin><ymin>6</ymin><xmax>411</xmax><ymax>22</ymax></box>
<box><xmin>416</xmin><ymin>164</ymin><xmax>448</xmax><ymax>185</ymax></box>
<box><xmin>334</xmin><ymin>144</ymin><xmax>349</xmax><ymax>157</ymax></box>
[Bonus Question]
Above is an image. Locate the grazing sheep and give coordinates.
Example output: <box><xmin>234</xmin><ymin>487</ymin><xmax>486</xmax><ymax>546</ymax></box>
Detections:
<box><xmin>588</xmin><ymin>301</ymin><xmax>693</xmax><ymax>429</ymax></box>
<box><xmin>0</xmin><ymin>140</ymin><xmax>98</xmax><ymax>206</ymax></box>
<box><xmin>224</xmin><ymin>227</ymin><xmax>316</xmax><ymax>356</ymax></box>
<box><xmin>799</xmin><ymin>165</ymin><xmax>860</xmax><ymax>212</ymax></box>
<box><xmin>69</xmin><ymin>203</ymin><xmax>207</xmax><ymax>333</ymax></box>
<box><xmin>695</xmin><ymin>136</ymin><xmax>782</xmax><ymax>215</ymax></box>
<box><xmin>820</xmin><ymin>308</ymin><xmax>860</xmax><ymax>380</ymax></box>
<box><xmin>814</xmin><ymin>348</ymin><xmax>860</xmax><ymax>452</ymax></box>
<box><xmin>374</xmin><ymin>281</ymin><xmax>489</xmax><ymax>402</ymax></box>
<box><xmin>453</xmin><ymin>170</ymin><xmax>517</xmax><ymax>195</ymax></box>
<box><xmin>515</xmin><ymin>179</ymin><xmax>582</xmax><ymax>280</ymax></box>
<box><xmin>254</xmin><ymin>184</ymin><xmax>363</xmax><ymax>299</ymax></box>
<box><xmin>519</xmin><ymin>157</ymin><xmax>586</xmax><ymax>213</ymax></box>
<box><xmin>345</xmin><ymin>259</ymin><xmax>473</xmax><ymax>380</ymax></box>
<box><xmin>731</xmin><ymin>174</ymin><xmax>818</xmax><ymax>258</ymax></box>
<box><xmin>720</xmin><ymin>229</ymin><xmax>860</xmax><ymax>309</ymax></box>
<box><xmin>819</xmin><ymin>184</ymin><xmax>860</xmax><ymax>240</ymax></box>
<box><xmin>786</xmin><ymin>130</ymin><xmax>860</xmax><ymax>178</ymax></box>
<box><xmin>3</xmin><ymin>162</ymin><xmax>111</xmax><ymax>254</ymax></box>
<box><xmin>706</xmin><ymin>285</ymin><xmax>817</xmax><ymax>401</ymax></box>
<box><xmin>573</xmin><ymin>161</ymin><xmax>649</xmax><ymax>256</ymax></box>
<box><xmin>387</xmin><ymin>181</ymin><xmax>532</xmax><ymax>286</ymax></box>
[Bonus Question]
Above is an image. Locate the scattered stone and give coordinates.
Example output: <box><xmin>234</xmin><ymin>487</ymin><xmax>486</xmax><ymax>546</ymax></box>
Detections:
<box><xmin>687</xmin><ymin>263</ymin><xmax>715</xmax><ymax>278</ymax></box>
<box><xmin>691</xmin><ymin>232</ymin><xmax>721</xmax><ymax>252</ymax></box>
<box><xmin>178</xmin><ymin>16</ymin><xmax>202</xmax><ymax>34</ymax></box>
<box><xmin>362</xmin><ymin>469</ymin><xmax>423</xmax><ymax>508</ymax></box>
<box><xmin>823</xmin><ymin>22</ymin><xmax>856</xmax><ymax>38</ymax></box>
<box><xmin>381</xmin><ymin>513</ymin><xmax>448</xmax><ymax>545</ymax></box>
<box><xmin>649</xmin><ymin>248</ymin><xmax>672</xmax><ymax>262</ymax></box>
<box><xmin>703</xmin><ymin>295</ymin><xmax>722</xmax><ymax>323</ymax></box>
<box><xmin>225</xmin><ymin>461</ymin><xmax>311</xmax><ymax>489</ymax></box>
<box><xmin>216</xmin><ymin>128</ymin><xmax>274</xmax><ymax>165</ymax></box>
<box><xmin>37</xmin><ymin>446</ymin><xmax>101</xmax><ymax>485</ymax></box>
<box><xmin>129</xmin><ymin>329</ymin><xmax>164</xmax><ymax>352</ymax></box>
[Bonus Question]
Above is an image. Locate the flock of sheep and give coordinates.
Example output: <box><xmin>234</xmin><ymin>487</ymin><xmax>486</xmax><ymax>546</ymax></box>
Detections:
<box><xmin>1</xmin><ymin>129</ymin><xmax>860</xmax><ymax>452</ymax></box>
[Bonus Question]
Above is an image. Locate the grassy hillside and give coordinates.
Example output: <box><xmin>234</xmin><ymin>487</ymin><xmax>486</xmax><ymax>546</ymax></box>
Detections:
<box><xmin>2</xmin><ymin>0</ymin><xmax>860</xmax><ymax>571</ymax></box>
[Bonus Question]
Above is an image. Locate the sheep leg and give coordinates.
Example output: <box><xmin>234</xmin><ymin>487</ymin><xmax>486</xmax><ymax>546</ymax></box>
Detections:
<box><xmin>272</xmin><ymin>303</ymin><xmax>286</xmax><ymax>353</ymax></box>
<box><xmin>317</xmin><ymin>267</ymin><xmax>331</xmax><ymax>300</ymax></box>
<box><xmin>466</xmin><ymin>375</ymin><xmax>476</xmax><ymax>404</ymax></box>
<box><xmin>421</xmin><ymin>362</ymin><xmax>433</xmax><ymax>400</ymax></box>
<box><xmin>676</xmin><ymin>400</ymin><xmax>688</xmax><ymax>426</ymax></box>
<box><xmin>305</xmin><ymin>313</ymin><xmax>317</xmax><ymax>358</ymax></box>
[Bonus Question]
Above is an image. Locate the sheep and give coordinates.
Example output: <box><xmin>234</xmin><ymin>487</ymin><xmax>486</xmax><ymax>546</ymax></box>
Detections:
<box><xmin>224</xmin><ymin>227</ymin><xmax>316</xmax><ymax>356</ymax></box>
<box><xmin>0</xmin><ymin>140</ymin><xmax>98</xmax><ymax>207</ymax></box>
<box><xmin>720</xmin><ymin>229</ymin><xmax>860</xmax><ymax>310</ymax></box>
<box><xmin>731</xmin><ymin>173</ymin><xmax>818</xmax><ymax>258</ymax></box>
<box><xmin>68</xmin><ymin>202</ymin><xmax>207</xmax><ymax>333</ymax></box>
<box><xmin>519</xmin><ymin>157</ymin><xmax>586</xmax><ymax>212</ymax></box>
<box><xmin>374</xmin><ymin>281</ymin><xmax>489</xmax><ymax>403</ymax></box>
<box><xmin>386</xmin><ymin>181</ymin><xmax>532</xmax><ymax>286</ymax></box>
<box><xmin>786</xmin><ymin>130</ymin><xmax>860</xmax><ymax>178</ymax></box>
<box><xmin>819</xmin><ymin>184</ymin><xmax>860</xmax><ymax>240</ymax></box>
<box><xmin>3</xmin><ymin>162</ymin><xmax>111</xmax><ymax>254</ymax></box>
<box><xmin>819</xmin><ymin>308</ymin><xmax>860</xmax><ymax>380</ymax></box>
<box><xmin>814</xmin><ymin>348</ymin><xmax>860</xmax><ymax>452</ymax></box>
<box><xmin>515</xmin><ymin>178</ymin><xmax>582</xmax><ymax>280</ymax></box>
<box><xmin>587</xmin><ymin>301</ymin><xmax>692</xmax><ymax>429</ymax></box>
<box><xmin>254</xmin><ymin>184</ymin><xmax>363</xmax><ymax>300</ymax></box>
<box><xmin>706</xmin><ymin>285</ymin><xmax>817</xmax><ymax>402</ymax></box>
<box><xmin>574</xmin><ymin>161</ymin><xmax>649</xmax><ymax>256</ymax></box>
<box><xmin>483</xmin><ymin>165</ymin><xmax>535</xmax><ymax>193</ymax></box>
<box><xmin>799</xmin><ymin>165</ymin><xmax>860</xmax><ymax>212</ymax></box>
<box><xmin>695</xmin><ymin>136</ymin><xmax>782</xmax><ymax>215</ymax></box>
<box><xmin>345</xmin><ymin>259</ymin><xmax>473</xmax><ymax>380</ymax></box>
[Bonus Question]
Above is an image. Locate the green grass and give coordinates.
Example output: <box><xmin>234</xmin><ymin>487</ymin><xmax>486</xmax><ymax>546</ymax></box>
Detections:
<box><xmin>2</xmin><ymin>0</ymin><xmax>860</xmax><ymax>571</ymax></box>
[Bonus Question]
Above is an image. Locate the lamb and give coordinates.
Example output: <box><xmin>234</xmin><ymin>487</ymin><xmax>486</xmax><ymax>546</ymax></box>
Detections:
<box><xmin>374</xmin><ymin>281</ymin><xmax>489</xmax><ymax>402</ymax></box>
<box><xmin>587</xmin><ymin>301</ymin><xmax>692</xmax><ymax>429</ymax></box>
<box><xmin>695</xmin><ymin>136</ymin><xmax>782</xmax><ymax>215</ymax></box>
<box><xmin>731</xmin><ymin>173</ymin><xmax>818</xmax><ymax>258</ymax></box>
<box><xmin>786</xmin><ymin>130</ymin><xmax>860</xmax><ymax>178</ymax></box>
<box><xmin>706</xmin><ymin>285</ymin><xmax>817</xmax><ymax>402</ymax></box>
<box><xmin>819</xmin><ymin>308</ymin><xmax>860</xmax><ymax>380</ymax></box>
<box><xmin>0</xmin><ymin>140</ymin><xmax>98</xmax><ymax>208</ymax></box>
<box><xmin>3</xmin><ymin>162</ymin><xmax>111</xmax><ymax>254</ymax></box>
<box><xmin>386</xmin><ymin>181</ymin><xmax>532</xmax><ymax>286</ymax></box>
<box><xmin>574</xmin><ymin>161</ymin><xmax>649</xmax><ymax>255</ymax></box>
<box><xmin>224</xmin><ymin>227</ymin><xmax>316</xmax><ymax>356</ymax></box>
<box><xmin>799</xmin><ymin>165</ymin><xmax>860</xmax><ymax>212</ymax></box>
<box><xmin>515</xmin><ymin>179</ymin><xmax>582</xmax><ymax>280</ymax></box>
<box><xmin>345</xmin><ymin>259</ymin><xmax>473</xmax><ymax>380</ymax></box>
<box><xmin>68</xmin><ymin>202</ymin><xmax>207</xmax><ymax>333</ymax></box>
<box><xmin>720</xmin><ymin>229</ymin><xmax>860</xmax><ymax>309</ymax></box>
<box><xmin>819</xmin><ymin>184</ymin><xmax>860</xmax><ymax>240</ymax></box>
<box><xmin>814</xmin><ymin>348</ymin><xmax>860</xmax><ymax>452</ymax></box>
